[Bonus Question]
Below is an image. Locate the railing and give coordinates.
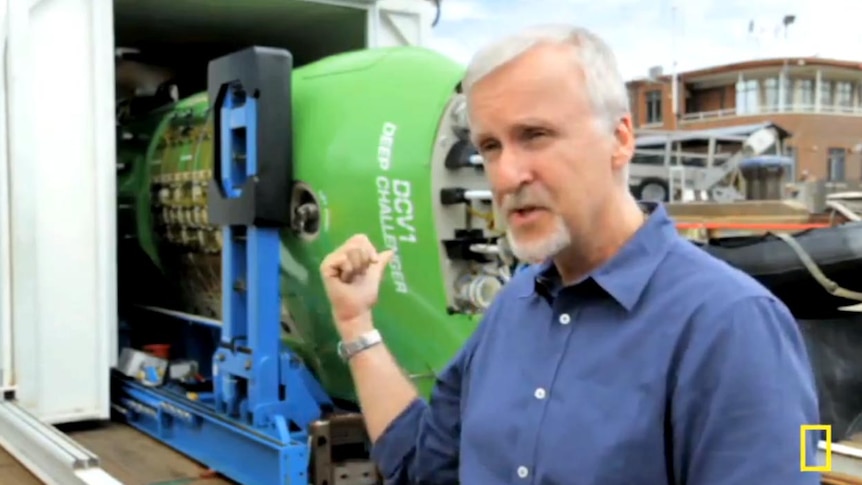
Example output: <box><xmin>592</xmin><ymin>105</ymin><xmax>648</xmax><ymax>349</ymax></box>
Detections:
<box><xmin>680</xmin><ymin>104</ymin><xmax>862</xmax><ymax>122</ymax></box>
<box><xmin>680</xmin><ymin>108</ymin><xmax>737</xmax><ymax>121</ymax></box>
<box><xmin>676</xmin><ymin>221</ymin><xmax>831</xmax><ymax>231</ymax></box>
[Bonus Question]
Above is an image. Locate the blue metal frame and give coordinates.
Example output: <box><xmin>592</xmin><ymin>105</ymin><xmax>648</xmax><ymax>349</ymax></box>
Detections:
<box><xmin>113</xmin><ymin>49</ymin><xmax>333</xmax><ymax>485</ymax></box>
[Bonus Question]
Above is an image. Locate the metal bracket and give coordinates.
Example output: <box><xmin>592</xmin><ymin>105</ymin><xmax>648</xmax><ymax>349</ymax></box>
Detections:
<box><xmin>310</xmin><ymin>414</ymin><xmax>377</xmax><ymax>485</ymax></box>
<box><xmin>207</xmin><ymin>46</ymin><xmax>295</xmax><ymax>227</ymax></box>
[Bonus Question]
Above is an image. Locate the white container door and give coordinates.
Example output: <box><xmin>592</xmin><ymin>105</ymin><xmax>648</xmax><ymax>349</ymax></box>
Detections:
<box><xmin>3</xmin><ymin>0</ymin><xmax>116</xmax><ymax>424</ymax></box>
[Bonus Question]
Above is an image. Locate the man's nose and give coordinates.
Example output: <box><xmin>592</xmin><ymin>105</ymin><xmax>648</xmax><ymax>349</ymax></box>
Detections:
<box><xmin>492</xmin><ymin>149</ymin><xmax>532</xmax><ymax>193</ymax></box>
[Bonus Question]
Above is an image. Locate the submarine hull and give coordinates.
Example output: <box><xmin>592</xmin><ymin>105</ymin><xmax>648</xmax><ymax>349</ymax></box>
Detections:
<box><xmin>117</xmin><ymin>46</ymin><xmax>508</xmax><ymax>402</ymax></box>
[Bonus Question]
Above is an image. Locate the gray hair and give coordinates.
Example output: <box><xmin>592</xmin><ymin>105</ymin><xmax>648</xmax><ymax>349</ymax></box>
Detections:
<box><xmin>462</xmin><ymin>24</ymin><xmax>630</xmax><ymax>132</ymax></box>
<box><xmin>462</xmin><ymin>24</ymin><xmax>633</xmax><ymax>185</ymax></box>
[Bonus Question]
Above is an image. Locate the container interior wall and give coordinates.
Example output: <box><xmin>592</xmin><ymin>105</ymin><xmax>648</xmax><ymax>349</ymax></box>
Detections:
<box><xmin>114</xmin><ymin>0</ymin><xmax>369</xmax><ymax>101</ymax></box>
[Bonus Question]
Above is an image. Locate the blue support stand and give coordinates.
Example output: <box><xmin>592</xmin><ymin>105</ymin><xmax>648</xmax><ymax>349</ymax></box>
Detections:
<box><xmin>113</xmin><ymin>47</ymin><xmax>333</xmax><ymax>485</ymax></box>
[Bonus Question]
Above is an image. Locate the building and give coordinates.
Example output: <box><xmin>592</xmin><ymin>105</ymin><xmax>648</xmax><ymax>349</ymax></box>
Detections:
<box><xmin>626</xmin><ymin>58</ymin><xmax>862</xmax><ymax>181</ymax></box>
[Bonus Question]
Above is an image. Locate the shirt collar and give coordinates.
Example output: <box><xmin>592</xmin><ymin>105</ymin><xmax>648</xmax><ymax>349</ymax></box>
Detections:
<box><xmin>521</xmin><ymin>202</ymin><xmax>678</xmax><ymax>311</ymax></box>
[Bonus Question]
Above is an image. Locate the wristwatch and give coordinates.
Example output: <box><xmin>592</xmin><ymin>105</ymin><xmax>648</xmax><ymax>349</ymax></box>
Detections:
<box><xmin>337</xmin><ymin>329</ymin><xmax>383</xmax><ymax>362</ymax></box>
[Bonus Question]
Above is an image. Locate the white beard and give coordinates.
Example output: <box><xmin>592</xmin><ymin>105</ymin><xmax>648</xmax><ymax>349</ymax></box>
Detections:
<box><xmin>506</xmin><ymin>214</ymin><xmax>571</xmax><ymax>264</ymax></box>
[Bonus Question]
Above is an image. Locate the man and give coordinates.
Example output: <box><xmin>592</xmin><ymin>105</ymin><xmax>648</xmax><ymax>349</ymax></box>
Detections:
<box><xmin>320</xmin><ymin>24</ymin><xmax>821</xmax><ymax>484</ymax></box>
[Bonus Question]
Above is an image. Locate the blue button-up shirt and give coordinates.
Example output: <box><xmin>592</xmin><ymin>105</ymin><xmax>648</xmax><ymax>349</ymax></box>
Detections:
<box><xmin>371</xmin><ymin>203</ymin><xmax>821</xmax><ymax>484</ymax></box>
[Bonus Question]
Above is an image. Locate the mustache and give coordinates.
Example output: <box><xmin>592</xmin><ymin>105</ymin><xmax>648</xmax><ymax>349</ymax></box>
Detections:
<box><xmin>499</xmin><ymin>187</ymin><xmax>553</xmax><ymax>213</ymax></box>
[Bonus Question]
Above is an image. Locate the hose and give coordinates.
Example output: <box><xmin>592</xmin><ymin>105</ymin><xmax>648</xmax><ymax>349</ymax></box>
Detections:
<box><xmin>771</xmin><ymin>231</ymin><xmax>862</xmax><ymax>302</ymax></box>
<box><xmin>468</xmin><ymin>206</ymin><xmax>496</xmax><ymax>231</ymax></box>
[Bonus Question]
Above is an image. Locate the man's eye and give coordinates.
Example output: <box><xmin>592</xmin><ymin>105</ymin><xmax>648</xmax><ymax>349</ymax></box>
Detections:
<box><xmin>479</xmin><ymin>142</ymin><xmax>499</xmax><ymax>152</ymax></box>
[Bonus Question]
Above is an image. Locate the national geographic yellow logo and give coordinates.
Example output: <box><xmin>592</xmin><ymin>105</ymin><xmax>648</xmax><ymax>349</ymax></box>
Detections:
<box><xmin>800</xmin><ymin>425</ymin><xmax>831</xmax><ymax>472</ymax></box>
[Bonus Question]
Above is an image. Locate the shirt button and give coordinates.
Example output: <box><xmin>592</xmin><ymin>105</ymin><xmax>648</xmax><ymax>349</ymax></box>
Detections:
<box><xmin>559</xmin><ymin>313</ymin><xmax>571</xmax><ymax>325</ymax></box>
<box><xmin>517</xmin><ymin>466</ymin><xmax>529</xmax><ymax>478</ymax></box>
<box><xmin>534</xmin><ymin>387</ymin><xmax>546</xmax><ymax>399</ymax></box>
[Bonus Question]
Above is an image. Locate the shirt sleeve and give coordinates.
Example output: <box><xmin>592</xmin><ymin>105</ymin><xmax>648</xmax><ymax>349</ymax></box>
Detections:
<box><xmin>369</xmin><ymin>317</ymin><xmax>487</xmax><ymax>484</ymax></box>
<box><xmin>671</xmin><ymin>294</ymin><xmax>822</xmax><ymax>484</ymax></box>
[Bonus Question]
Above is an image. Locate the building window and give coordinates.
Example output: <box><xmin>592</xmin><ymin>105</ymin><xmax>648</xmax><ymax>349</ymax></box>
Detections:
<box><xmin>798</xmin><ymin>79</ymin><xmax>815</xmax><ymax>110</ymax></box>
<box><xmin>736</xmin><ymin>79</ymin><xmax>760</xmax><ymax>114</ymax></box>
<box><xmin>645</xmin><ymin>90</ymin><xmax>662</xmax><ymax>124</ymax></box>
<box><xmin>764</xmin><ymin>78</ymin><xmax>779</xmax><ymax>109</ymax></box>
<box><xmin>828</xmin><ymin>147</ymin><xmax>846</xmax><ymax>181</ymax></box>
<box><xmin>782</xmin><ymin>77</ymin><xmax>794</xmax><ymax>108</ymax></box>
<box><xmin>836</xmin><ymin>81</ymin><xmax>854</xmax><ymax>108</ymax></box>
<box><xmin>820</xmin><ymin>80</ymin><xmax>834</xmax><ymax>107</ymax></box>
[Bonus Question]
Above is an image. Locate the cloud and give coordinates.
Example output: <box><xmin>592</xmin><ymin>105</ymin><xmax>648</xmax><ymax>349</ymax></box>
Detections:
<box><xmin>437</xmin><ymin>0</ymin><xmax>491</xmax><ymax>22</ymax></box>
<box><xmin>427</xmin><ymin>0</ymin><xmax>862</xmax><ymax>80</ymax></box>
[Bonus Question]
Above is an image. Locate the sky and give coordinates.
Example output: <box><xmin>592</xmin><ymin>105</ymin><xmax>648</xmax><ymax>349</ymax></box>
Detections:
<box><xmin>425</xmin><ymin>0</ymin><xmax>862</xmax><ymax>81</ymax></box>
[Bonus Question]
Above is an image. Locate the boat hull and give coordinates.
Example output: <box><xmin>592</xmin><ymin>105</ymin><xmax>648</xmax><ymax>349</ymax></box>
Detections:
<box><xmin>694</xmin><ymin>222</ymin><xmax>862</xmax><ymax>319</ymax></box>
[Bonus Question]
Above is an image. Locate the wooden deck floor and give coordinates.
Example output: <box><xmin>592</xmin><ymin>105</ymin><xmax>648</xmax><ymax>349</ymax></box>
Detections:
<box><xmin>0</xmin><ymin>421</ymin><xmax>236</xmax><ymax>485</ymax></box>
<box><xmin>0</xmin><ymin>446</ymin><xmax>40</xmax><ymax>484</ymax></box>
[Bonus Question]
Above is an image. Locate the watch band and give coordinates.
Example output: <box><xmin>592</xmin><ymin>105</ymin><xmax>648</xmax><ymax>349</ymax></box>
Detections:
<box><xmin>337</xmin><ymin>329</ymin><xmax>383</xmax><ymax>362</ymax></box>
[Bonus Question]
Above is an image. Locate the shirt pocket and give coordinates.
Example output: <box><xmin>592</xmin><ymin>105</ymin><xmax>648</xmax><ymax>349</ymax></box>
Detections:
<box><xmin>539</xmin><ymin>377</ymin><xmax>667</xmax><ymax>484</ymax></box>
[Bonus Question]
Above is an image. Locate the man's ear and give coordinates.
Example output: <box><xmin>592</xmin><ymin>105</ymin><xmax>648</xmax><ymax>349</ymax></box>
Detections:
<box><xmin>611</xmin><ymin>114</ymin><xmax>635</xmax><ymax>170</ymax></box>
